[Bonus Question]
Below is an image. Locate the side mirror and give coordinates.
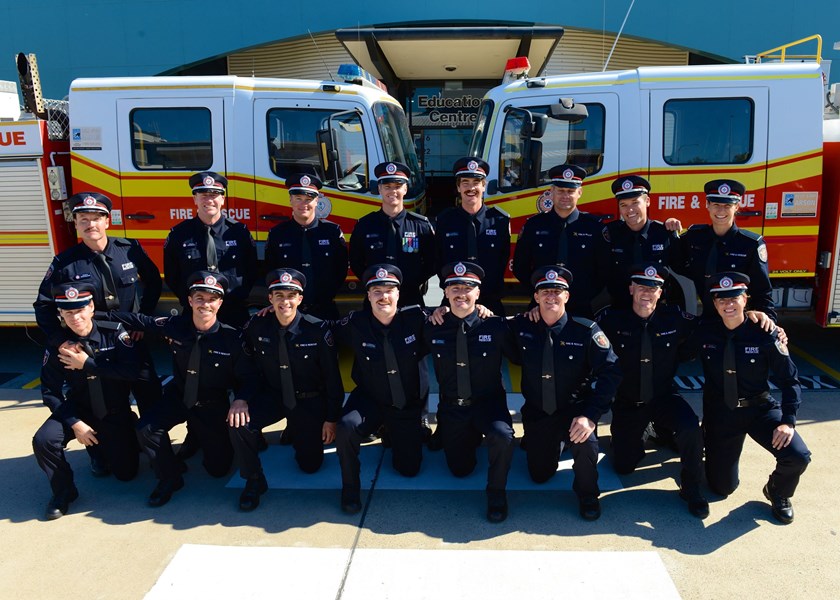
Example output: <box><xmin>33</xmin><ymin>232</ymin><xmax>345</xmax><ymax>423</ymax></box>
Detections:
<box><xmin>549</xmin><ymin>98</ymin><xmax>588</xmax><ymax>124</ymax></box>
<box><xmin>526</xmin><ymin>113</ymin><xmax>549</xmax><ymax>139</ymax></box>
<box><xmin>369</xmin><ymin>179</ymin><xmax>379</xmax><ymax>195</ymax></box>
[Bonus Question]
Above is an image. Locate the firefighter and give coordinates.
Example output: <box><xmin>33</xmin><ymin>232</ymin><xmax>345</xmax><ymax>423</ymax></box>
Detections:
<box><xmin>333</xmin><ymin>264</ymin><xmax>429</xmax><ymax>514</ymax></box>
<box><xmin>434</xmin><ymin>157</ymin><xmax>511</xmax><ymax>314</ymax></box>
<box><xmin>423</xmin><ymin>261</ymin><xmax>518</xmax><ymax>522</ymax></box>
<box><xmin>695</xmin><ymin>272</ymin><xmax>810</xmax><ymax>523</ymax></box>
<box><xmin>597</xmin><ymin>264</ymin><xmax>708</xmax><ymax>518</ymax></box>
<box><xmin>264</xmin><ymin>173</ymin><xmax>348</xmax><ymax>321</ymax></box>
<box><xmin>104</xmin><ymin>271</ymin><xmax>257</xmax><ymax>507</ymax></box>
<box><xmin>508</xmin><ymin>266</ymin><xmax>621</xmax><ymax>521</ymax></box>
<box><xmin>512</xmin><ymin>164</ymin><xmax>610</xmax><ymax>318</ymax></box>
<box><xmin>163</xmin><ymin>171</ymin><xmax>258</xmax><ymax>329</ymax></box>
<box><xmin>676</xmin><ymin>180</ymin><xmax>775</xmax><ymax>321</ymax></box>
<box><xmin>229</xmin><ymin>268</ymin><xmax>344</xmax><ymax>511</ymax></box>
<box><xmin>33</xmin><ymin>282</ymin><xmax>142</xmax><ymax>519</ymax></box>
<box><xmin>349</xmin><ymin>162</ymin><xmax>435</xmax><ymax>308</ymax></box>
<box><xmin>602</xmin><ymin>175</ymin><xmax>683</xmax><ymax>309</ymax></box>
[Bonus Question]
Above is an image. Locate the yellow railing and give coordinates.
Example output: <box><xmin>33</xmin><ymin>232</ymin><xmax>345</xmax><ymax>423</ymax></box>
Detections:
<box><xmin>754</xmin><ymin>34</ymin><xmax>822</xmax><ymax>64</ymax></box>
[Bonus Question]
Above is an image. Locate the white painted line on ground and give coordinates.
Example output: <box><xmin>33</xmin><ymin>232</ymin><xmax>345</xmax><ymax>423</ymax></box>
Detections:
<box><xmin>226</xmin><ymin>445</ymin><xmax>623</xmax><ymax>492</ymax></box>
<box><xmin>146</xmin><ymin>546</ymin><xmax>680</xmax><ymax>600</ymax></box>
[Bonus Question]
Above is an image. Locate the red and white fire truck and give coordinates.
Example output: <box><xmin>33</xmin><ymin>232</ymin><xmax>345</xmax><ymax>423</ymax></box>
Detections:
<box><xmin>471</xmin><ymin>37</ymin><xmax>840</xmax><ymax>326</ymax></box>
<box><xmin>0</xmin><ymin>55</ymin><xmax>422</xmax><ymax>324</ymax></box>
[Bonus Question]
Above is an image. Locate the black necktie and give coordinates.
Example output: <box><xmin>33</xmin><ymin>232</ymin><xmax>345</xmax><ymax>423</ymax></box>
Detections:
<box><xmin>386</xmin><ymin>219</ymin><xmax>399</xmax><ymax>261</ymax></box>
<box><xmin>639</xmin><ymin>321</ymin><xmax>654</xmax><ymax>403</ymax></box>
<box><xmin>300</xmin><ymin>228</ymin><xmax>313</xmax><ymax>292</ymax></box>
<box><xmin>455</xmin><ymin>321</ymin><xmax>472</xmax><ymax>402</ymax></box>
<box><xmin>705</xmin><ymin>238</ymin><xmax>720</xmax><ymax>278</ymax></box>
<box><xmin>542</xmin><ymin>329</ymin><xmax>557</xmax><ymax>414</ymax></box>
<box><xmin>205</xmin><ymin>225</ymin><xmax>218</xmax><ymax>272</ymax></box>
<box><xmin>633</xmin><ymin>231</ymin><xmax>644</xmax><ymax>264</ymax></box>
<box><xmin>92</xmin><ymin>252</ymin><xmax>119</xmax><ymax>310</ymax></box>
<box><xmin>278</xmin><ymin>328</ymin><xmax>297</xmax><ymax>411</ymax></box>
<box><xmin>79</xmin><ymin>339</ymin><xmax>107</xmax><ymax>419</ymax></box>
<box><xmin>723</xmin><ymin>331</ymin><xmax>739</xmax><ymax>409</ymax></box>
<box><xmin>382</xmin><ymin>330</ymin><xmax>407</xmax><ymax>409</ymax></box>
<box><xmin>467</xmin><ymin>217</ymin><xmax>478</xmax><ymax>261</ymax></box>
<box><xmin>183</xmin><ymin>333</ymin><xmax>203</xmax><ymax>409</ymax></box>
<box><xmin>557</xmin><ymin>219</ymin><xmax>568</xmax><ymax>265</ymax></box>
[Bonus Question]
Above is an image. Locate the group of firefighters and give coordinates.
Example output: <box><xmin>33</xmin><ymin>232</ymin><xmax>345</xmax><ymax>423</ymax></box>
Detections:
<box><xmin>29</xmin><ymin>156</ymin><xmax>811</xmax><ymax>526</ymax></box>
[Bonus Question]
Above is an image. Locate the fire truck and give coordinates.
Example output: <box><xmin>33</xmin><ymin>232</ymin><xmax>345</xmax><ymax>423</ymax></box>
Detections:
<box><xmin>470</xmin><ymin>37</ymin><xmax>840</xmax><ymax>326</ymax></box>
<box><xmin>0</xmin><ymin>55</ymin><xmax>423</xmax><ymax>324</ymax></box>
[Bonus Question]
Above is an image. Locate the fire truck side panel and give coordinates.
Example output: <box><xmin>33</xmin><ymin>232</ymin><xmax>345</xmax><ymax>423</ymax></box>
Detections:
<box><xmin>815</xmin><ymin>119</ymin><xmax>840</xmax><ymax>326</ymax></box>
<box><xmin>0</xmin><ymin>120</ymin><xmax>73</xmax><ymax>323</ymax></box>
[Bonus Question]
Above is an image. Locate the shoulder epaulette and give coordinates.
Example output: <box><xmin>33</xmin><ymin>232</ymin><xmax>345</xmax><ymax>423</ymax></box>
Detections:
<box><xmin>406</xmin><ymin>211</ymin><xmax>429</xmax><ymax>222</ymax></box>
<box><xmin>571</xmin><ymin>316</ymin><xmax>597</xmax><ymax>329</ymax></box>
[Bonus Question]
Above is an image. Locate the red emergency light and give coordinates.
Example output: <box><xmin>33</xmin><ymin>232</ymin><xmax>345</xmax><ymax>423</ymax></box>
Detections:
<box><xmin>502</xmin><ymin>57</ymin><xmax>531</xmax><ymax>84</ymax></box>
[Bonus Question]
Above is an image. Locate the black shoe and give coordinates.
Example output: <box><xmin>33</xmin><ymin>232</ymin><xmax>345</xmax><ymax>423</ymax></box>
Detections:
<box><xmin>148</xmin><ymin>477</ymin><xmax>184</xmax><ymax>508</ymax></box>
<box><xmin>341</xmin><ymin>487</ymin><xmax>362</xmax><ymax>515</ymax></box>
<box><xmin>89</xmin><ymin>456</ymin><xmax>111</xmax><ymax>478</ymax></box>
<box><xmin>45</xmin><ymin>487</ymin><xmax>79</xmax><ymax>520</ymax></box>
<box><xmin>518</xmin><ymin>435</ymin><xmax>528</xmax><ymax>451</ymax></box>
<box><xmin>278</xmin><ymin>427</ymin><xmax>294</xmax><ymax>446</ymax></box>
<box><xmin>763</xmin><ymin>483</ymin><xmax>794</xmax><ymax>524</ymax></box>
<box><xmin>256</xmin><ymin>431</ymin><xmax>269</xmax><ymax>452</ymax></box>
<box><xmin>176</xmin><ymin>433</ymin><xmax>201</xmax><ymax>460</ymax></box>
<box><xmin>679</xmin><ymin>487</ymin><xmax>710</xmax><ymax>519</ymax></box>
<box><xmin>487</xmin><ymin>499</ymin><xmax>509</xmax><ymax>523</ymax></box>
<box><xmin>579</xmin><ymin>496</ymin><xmax>601</xmax><ymax>521</ymax></box>
<box><xmin>426</xmin><ymin>428</ymin><xmax>444</xmax><ymax>452</ymax></box>
<box><xmin>239</xmin><ymin>474</ymin><xmax>268</xmax><ymax>512</ymax></box>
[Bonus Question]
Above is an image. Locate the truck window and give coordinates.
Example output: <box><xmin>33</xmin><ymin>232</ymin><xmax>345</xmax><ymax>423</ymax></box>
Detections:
<box><xmin>130</xmin><ymin>107</ymin><xmax>212</xmax><ymax>170</ymax></box>
<box><xmin>266</xmin><ymin>108</ymin><xmax>368</xmax><ymax>192</ymax></box>
<box><xmin>663</xmin><ymin>98</ymin><xmax>754</xmax><ymax>165</ymax></box>
<box><xmin>467</xmin><ymin>100</ymin><xmax>494</xmax><ymax>157</ymax></box>
<box><xmin>373</xmin><ymin>102</ymin><xmax>424</xmax><ymax>198</ymax></box>
<box><xmin>499</xmin><ymin>103</ymin><xmax>605</xmax><ymax>191</ymax></box>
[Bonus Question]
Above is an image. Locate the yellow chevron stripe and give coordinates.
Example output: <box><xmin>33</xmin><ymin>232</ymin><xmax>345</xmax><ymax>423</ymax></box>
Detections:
<box><xmin>766</xmin><ymin>155</ymin><xmax>822</xmax><ymax>187</ymax></box>
<box><xmin>763</xmin><ymin>225</ymin><xmax>820</xmax><ymax>236</ymax></box>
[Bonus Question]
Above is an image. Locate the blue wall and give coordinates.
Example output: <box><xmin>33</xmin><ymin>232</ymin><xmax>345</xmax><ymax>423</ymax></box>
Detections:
<box><xmin>3</xmin><ymin>0</ymin><xmax>839</xmax><ymax>98</ymax></box>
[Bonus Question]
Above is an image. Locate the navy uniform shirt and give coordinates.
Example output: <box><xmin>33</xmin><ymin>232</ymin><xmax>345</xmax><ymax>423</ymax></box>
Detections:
<box><xmin>242</xmin><ymin>311</ymin><xmax>344</xmax><ymax>422</ymax></box>
<box><xmin>34</xmin><ymin>237</ymin><xmax>161</xmax><ymax>346</ymax></box>
<box><xmin>163</xmin><ymin>216</ymin><xmax>257</xmax><ymax>306</ymax></box>
<box><xmin>694</xmin><ymin>319</ymin><xmax>800</xmax><ymax>425</ymax></box>
<box><xmin>676</xmin><ymin>224</ymin><xmax>775</xmax><ymax>321</ymax></box>
<box><xmin>434</xmin><ymin>204</ymin><xmax>511</xmax><ymax>299</ymax></box>
<box><xmin>104</xmin><ymin>312</ymin><xmax>256</xmax><ymax>406</ymax></box>
<box><xmin>512</xmin><ymin>208</ymin><xmax>609</xmax><ymax>317</ymax></box>
<box><xmin>509</xmin><ymin>313</ymin><xmax>620</xmax><ymax>422</ymax></box>
<box><xmin>598</xmin><ymin>305</ymin><xmax>695</xmax><ymax>404</ymax></box>
<box><xmin>423</xmin><ymin>310</ymin><xmax>517</xmax><ymax>406</ymax></box>
<box><xmin>264</xmin><ymin>218</ymin><xmax>348</xmax><ymax>307</ymax></box>
<box><xmin>332</xmin><ymin>305</ymin><xmax>428</xmax><ymax>410</ymax></box>
<box><xmin>602</xmin><ymin>219</ymin><xmax>680</xmax><ymax>308</ymax></box>
<box><xmin>349</xmin><ymin>209</ymin><xmax>435</xmax><ymax>307</ymax></box>
<box><xmin>41</xmin><ymin>321</ymin><xmax>141</xmax><ymax>428</ymax></box>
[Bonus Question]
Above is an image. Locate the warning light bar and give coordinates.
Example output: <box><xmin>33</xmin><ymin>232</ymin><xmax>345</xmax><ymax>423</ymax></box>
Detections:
<box><xmin>336</xmin><ymin>64</ymin><xmax>388</xmax><ymax>92</ymax></box>
<box><xmin>502</xmin><ymin>57</ymin><xmax>531</xmax><ymax>84</ymax></box>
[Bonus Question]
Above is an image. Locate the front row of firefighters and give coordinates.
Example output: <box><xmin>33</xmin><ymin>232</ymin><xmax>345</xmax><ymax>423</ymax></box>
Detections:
<box><xmin>33</xmin><ymin>259</ymin><xmax>810</xmax><ymax>526</ymax></box>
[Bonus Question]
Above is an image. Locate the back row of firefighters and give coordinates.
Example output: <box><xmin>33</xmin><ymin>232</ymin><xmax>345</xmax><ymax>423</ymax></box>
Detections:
<box><xmin>30</xmin><ymin>158</ymin><xmax>810</xmax><ymax>526</ymax></box>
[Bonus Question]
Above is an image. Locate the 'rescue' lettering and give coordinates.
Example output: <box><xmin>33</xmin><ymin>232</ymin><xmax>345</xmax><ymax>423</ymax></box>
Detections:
<box><xmin>0</xmin><ymin>131</ymin><xmax>26</xmax><ymax>146</ymax></box>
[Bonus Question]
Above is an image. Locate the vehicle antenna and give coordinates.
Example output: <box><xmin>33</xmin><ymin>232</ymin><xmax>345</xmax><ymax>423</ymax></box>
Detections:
<box><xmin>308</xmin><ymin>30</ymin><xmax>334</xmax><ymax>81</ymax></box>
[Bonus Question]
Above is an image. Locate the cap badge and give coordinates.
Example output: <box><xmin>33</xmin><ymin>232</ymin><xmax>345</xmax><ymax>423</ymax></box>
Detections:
<box><xmin>203</xmin><ymin>176</ymin><xmax>215</xmax><ymax>187</ymax></box>
<box><xmin>644</xmin><ymin>266</ymin><xmax>657</xmax><ymax>278</ymax></box>
<box><xmin>66</xmin><ymin>287</ymin><xmax>79</xmax><ymax>299</ymax></box>
<box><xmin>205</xmin><ymin>276</ymin><xmax>217</xmax><ymax>286</ymax></box>
<box><xmin>300</xmin><ymin>175</ymin><xmax>311</xmax><ymax>187</ymax></box>
<box><xmin>622</xmin><ymin>180</ymin><xmax>633</xmax><ymax>191</ymax></box>
<box><xmin>546</xmin><ymin>270</ymin><xmax>558</xmax><ymax>281</ymax></box>
<box><xmin>467</xmin><ymin>160</ymin><xmax>479</xmax><ymax>171</ymax></box>
<box><xmin>386</xmin><ymin>163</ymin><xmax>397</xmax><ymax>175</ymax></box>
<box><xmin>83</xmin><ymin>196</ymin><xmax>96</xmax><ymax>206</ymax></box>
<box><xmin>562</xmin><ymin>168</ymin><xmax>574</xmax><ymax>180</ymax></box>
<box><xmin>720</xmin><ymin>276</ymin><xmax>733</xmax><ymax>289</ymax></box>
<box><xmin>376</xmin><ymin>268</ymin><xmax>388</xmax><ymax>280</ymax></box>
<box><xmin>454</xmin><ymin>262</ymin><xmax>467</xmax><ymax>276</ymax></box>
<box><xmin>718</xmin><ymin>183</ymin><xmax>731</xmax><ymax>196</ymax></box>
<box><xmin>280</xmin><ymin>272</ymin><xmax>292</xmax><ymax>284</ymax></box>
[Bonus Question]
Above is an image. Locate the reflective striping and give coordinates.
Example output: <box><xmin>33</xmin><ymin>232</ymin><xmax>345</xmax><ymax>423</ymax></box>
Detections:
<box><xmin>0</xmin><ymin>232</ymin><xmax>50</xmax><ymax>245</ymax></box>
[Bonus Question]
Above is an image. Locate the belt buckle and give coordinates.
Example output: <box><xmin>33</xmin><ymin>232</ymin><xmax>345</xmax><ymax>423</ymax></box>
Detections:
<box><xmin>456</xmin><ymin>398</ymin><xmax>468</xmax><ymax>407</ymax></box>
<box><xmin>736</xmin><ymin>398</ymin><xmax>749</xmax><ymax>408</ymax></box>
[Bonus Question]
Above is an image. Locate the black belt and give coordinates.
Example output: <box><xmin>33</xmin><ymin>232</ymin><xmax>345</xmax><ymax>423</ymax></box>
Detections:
<box><xmin>734</xmin><ymin>392</ymin><xmax>771</xmax><ymax>408</ymax></box>
<box><xmin>296</xmin><ymin>391</ymin><xmax>321</xmax><ymax>400</ymax></box>
<box><xmin>441</xmin><ymin>396</ymin><xmax>473</xmax><ymax>407</ymax></box>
